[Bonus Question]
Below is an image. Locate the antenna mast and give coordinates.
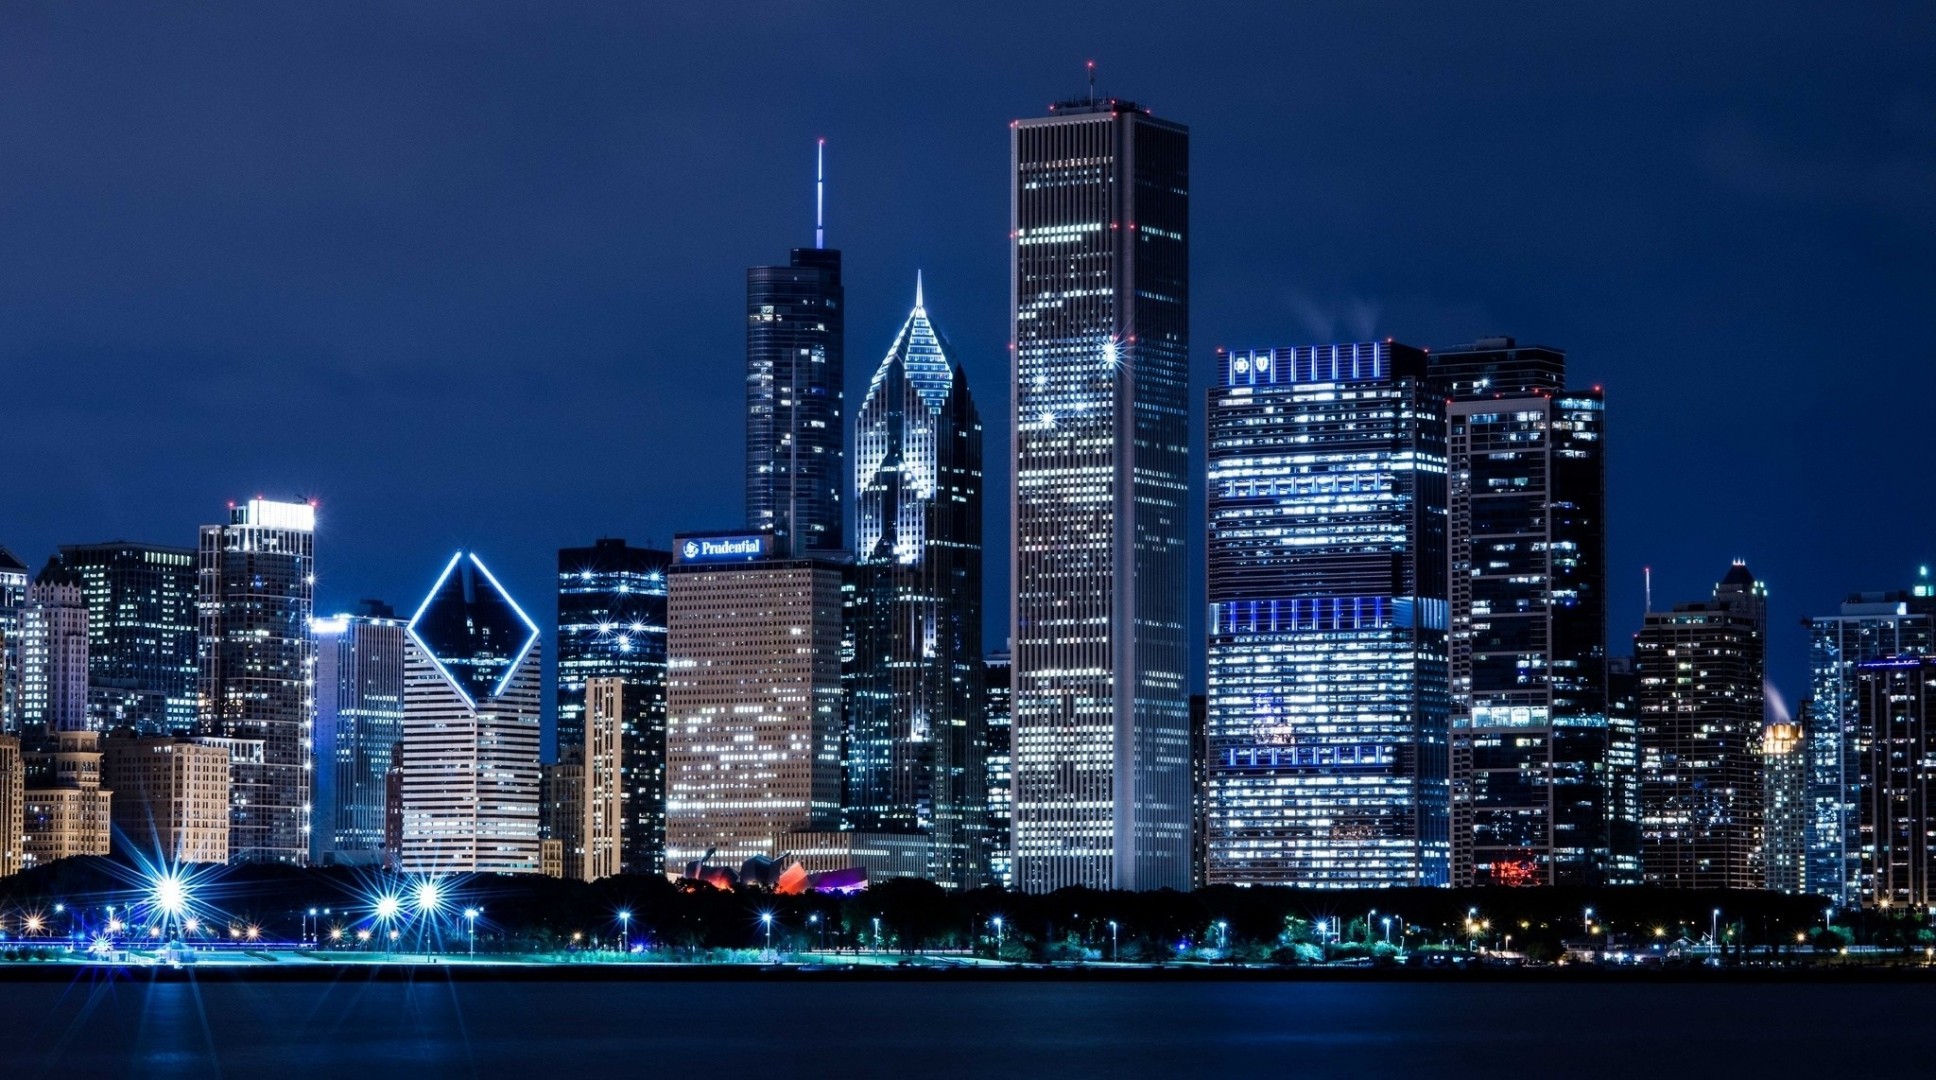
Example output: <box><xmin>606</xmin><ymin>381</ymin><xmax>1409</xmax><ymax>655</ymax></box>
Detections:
<box><xmin>1644</xmin><ymin>566</ymin><xmax>1653</xmax><ymax>616</ymax></box>
<box><xmin>1087</xmin><ymin>60</ymin><xmax>1096</xmax><ymax>105</ymax></box>
<box><xmin>815</xmin><ymin>138</ymin><xmax>825</xmax><ymax>249</ymax></box>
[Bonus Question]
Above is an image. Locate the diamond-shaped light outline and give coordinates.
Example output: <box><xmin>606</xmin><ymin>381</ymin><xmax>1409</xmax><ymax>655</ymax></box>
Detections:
<box><xmin>406</xmin><ymin>551</ymin><xmax>540</xmax><ymax>707</ymax></box>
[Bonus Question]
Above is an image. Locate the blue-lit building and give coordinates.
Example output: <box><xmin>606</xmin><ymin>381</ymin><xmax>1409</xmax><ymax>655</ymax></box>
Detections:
<box><xmin>845</xmin><ymin>276</ymin><xmax>985</xmax><ymax>889</ymax></box>
<box><xmin>311</xmin><ymin>601</ymin><xmax>405</xmax><ymax>867</ymax></box>
<box><xmin>1438</xmin><ymin>338</ymin><xmax>1615</xmax><ymax>886</ymax></box>
<box><xmin>556</xmin><ymin>538</ymin><xmax>670</xmax><ymax>874</ymax></box>
<box><xmin>1805</xmin><ymin>571</ymin><xmax>1936</xmax><ymax>906</ymax></box>
<box><xmin>982</xmin><ymin>648</ymin><xmax>1012</xmax><ymax>890</ymax></box>
<box><xmin>1009</xmin><ymin>95</ymin><xmax>1192</xmax><ymax>892</ymax></box>
<box><xmin>57</xmin><ymin>541</ymin><xmax>198</xmax><ymax>735</ymax></box>
<box><xmin>1204</xmin><ymin>341</ymin><xmax>1449</xmax><ymax>887</ymax></box>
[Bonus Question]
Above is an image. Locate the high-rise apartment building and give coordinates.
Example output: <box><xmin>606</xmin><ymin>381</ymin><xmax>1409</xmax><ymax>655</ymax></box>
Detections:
<box><xmin>1606</xmin><ymin>655</ymin><xmax>1643</xmax><ymax>882</ymax></box>
<box><xmin>312</xmin><ymin>603</ymin><xmax>406</xmax><ymax>867</ymax></box>
<box><xmin>556</xmin><ymin>538</ymin><xmax>669</xmax><ymax>873</ymax></box>
<box><xmin>746</xmin><ymin>153</ymin><xmax>844</xmax><ymax>559</ymax></box>
<box><xmin>100</xmin><ymin>736</ymin><xmax>231</xmax><ymax>865</ymax></box>
<box><xmin>983</xmin><ymin>649</ymin><xmax>1012</xmax><ymax>890</ymax></box>
<box><xmin>1010</xmin><ymin>93</ymin><xmax>1191</xmax><ymax>892</ymax></box>
<box><xmin>1856</xmin><ymin>656</ymin><xmax>1936</xmax><ymax>908</ymax></box>
<box><xmin>400</xmin><ymin>552</ymin><xmax>543</xmax><ymax>874</ymax></box>
<box><xmin>1762</xmin><ymin>718</ymin><xmax>1807</xmax><ymax>894</ymax></box>
<box><xmin>21</xmin><ymin>730</ymin><xmax>111</xmax><ymax>868</ymax></box>
<box><xmin>197</xmin><ymin>497</ymin><xmax>315</xmax><ymax>863</ymax></box>
<box><xmin>20</xmin><ymin>559</ymin><xmax>90</xmax><ymax>734</ymax></box>
<box><xmin>1635</xmin><ymin>563</ymin><xmax>1767</xmax><ymax>889</ymax></box>
<box><xmin>846</xmin><ymin>277</ymin><xmax>986</xmax><ymax>889</ymax></box>
<box><xmin>1204</xmin><ymin>342</ymin><xmax>1449</xmax><ymax>887</ymax></box>
<box><xmin>1805</xmin><ymin>575</ymin><xmax>1936</xmax><ymax>906</ymax></box>
<box><xmin>0</xmin><ymin>547</ymin><xmax>30</xmax><ymax>736</ymax></box>
<box><xmin>57</xmin><ymin>542</ymin><xmax>198</xmax><ymax>734</ymax></box>
<box><xmin>0</xmin><ymin>735</ymin><xmax>21</xmax><ymax>877</ymax></box>
<box><xmin>665</xmin><ymin>533</ymin><xmax>843</xmax><ymax>870</ymax></box>
<box><xmin>581</xmin><ymin>677</ymin><xmax>625</xmax><ymax>881</ymax></box>
<box><xmin>1440</xmin><ymin>338</ymin><xmax>1613</xmax><ymax>887</ymax></box>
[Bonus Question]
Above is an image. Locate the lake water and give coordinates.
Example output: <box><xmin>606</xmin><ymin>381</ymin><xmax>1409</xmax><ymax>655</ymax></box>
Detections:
<box><xmin>0</xmin><ymin>974</ymin><xmax>1916</xmax><ymax>1078</ymax></box>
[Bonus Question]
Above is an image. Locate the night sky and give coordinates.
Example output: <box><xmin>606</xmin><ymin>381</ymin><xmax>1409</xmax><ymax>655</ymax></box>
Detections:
<box><xmin>2</xmin><ymin>3</ymin><xmax>1931</xmax><ymax>715</ymax></box>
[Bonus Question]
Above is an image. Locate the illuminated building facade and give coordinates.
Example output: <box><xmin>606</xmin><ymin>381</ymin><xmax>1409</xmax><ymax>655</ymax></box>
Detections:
<box><xmin>311</xmin><ymin>603</ymin><xmax>406</xmax><ymax>866</ymax></box>
<box><xmin>846</xmin><ymin>277</ymin><xmax>986</xmax><ymax>889</ymax></box>
<box><xmin>0</xmin><ymin>735</ymin><xmax>21</xmax><ymax>877</ymax></box>
<box><xmin>1761</xmin><ymin>718</ymin><xmax>1807</xmax><ymax>894</ymax></box>
<box><xmin>581</xmin><ymin>676</ymin><xmax>625</xmax><ymax>881</ymax></box>
<box><xmin>665</xmin><ymin>534</ymin><xmax>843</xmax><ymax>870</ymax></box>
<box><xmin>1606</xmin><ymin>655</ymin><xmax>1643</xmax><ymax>880</ymax></box>
<box><xmin>1010</xmin><ymin>95</ymin><xmax>1191</xmax><ymax>892</ymax></box>
<box><xmin>1856</xmin><ymin>656</ymin><xmax>1936</xmax><ymax>908</ymax></box>
<box><xmin>57</xmin><ymin>541</ymin><xmax>198</xmax><ymax>734</ymax></box>
<box><xmin>747</xmin><ymin>184</ymin><xmax>845</xmax><ymax>558</ymax></box>
<box><xmin>1439</xmin><ymin>338</ymin><xmax>1613</xmax><ymax>887</ymax></box>
<box><xmin>555</xmin><ymin>538</ymin><xmax>669</xmax><ymax>873</ymax></box>
<box><xmin>197</xmin><ymin>497</ymin><xmax>315</xmax><ymax>864</ymax></box>
<box><xmin>1204</xmin><ymin>341</ymin><xmax>1449</xmax><ymax>887</ymax></box>
<box><xmin>400</xmin><ymin>552</ymin><xmax>543</xmax><ymax>874</ymax></box>
<box><xmin>983</xmin><ymin>649</ymin><xmax>1012</xmax><ymax>889</ymax></box>
<box><xmin>1804</xmin><ymin>576</ymin><xmax>1936</xmax><ymax>906</ymax></box>
<box><xmin>20</xmin><ymin>558</ymin><xmax>90</xmax><ymax>734</ymax></box>
<box><xmin>0</xmin><ymin>547</ymin><xmax>27</xmax><ymax>736</ymax></box>
<box><xmin>100</xmin><ymin>736</ymin><xmax>231</xmax><ymax>865</ymax></box>
<box><xmin>1635</xmin><ymin>563</ymin><xmax>1767</xmax><ymax>889</ymax></box>
<box><xmin>21</xmin><ymin>730</ymin><xmax>111</xmax><ymax>868</ymax></box>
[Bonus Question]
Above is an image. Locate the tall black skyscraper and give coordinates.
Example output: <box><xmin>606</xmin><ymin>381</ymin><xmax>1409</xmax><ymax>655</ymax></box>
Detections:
<box><xmin>556</xmin><ymin>538</ymin><xmax>670</xmax><ymax>874</ymax></box>
<box><xmin>747</xmin><ymin>144</ymin><xmax>844</xmax><ymax>558</ymax></box>
<box><xmin>845</xmin><ymin>277</ymin><xmax>985</xmax><ymax>889</ymax></box>
<box><xmin>1010</xmin><ymin>92</ymin><xmax>1191</xmax><ymax>892</ymax></box>
<box><xmin>1438</xmin><ymin>339</ymin><xmax>1614</xmax><ymax>886</ymax></box>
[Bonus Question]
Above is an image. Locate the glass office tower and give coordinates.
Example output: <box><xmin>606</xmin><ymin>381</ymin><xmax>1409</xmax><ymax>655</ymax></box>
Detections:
<box><xmin>845</xmin><ymin>277</ymin><xmax>985</xmax><ymax>889</ymax></box>
<box><xmin>556</xmin><ymin>538</ymin><xmax>671</xmax><ymax>874</ymax></box>
<box><xmin>1009</xmin><ymin>94</ymin><xmax>1191</xmax><ymax>892</ymax></box>
<box><xmin>0</xmin><ymin>547</ymin><xmax>28</xmax><ymax>736</ymax></box>
<box><xmin>1805</xmin><ymin>572</ymin><xmax>1936</xmax><ymax>905</ymax></box>
<box><xmin>1204</xmin><ymin>341</ymin><xmax>1449</xmax><ymax>886</ymax></box>
<box><xmin>57</xmin><ymin>541</ymin><xmax>198</xmax><ymax>734</ymax></box>
<box><xmin>311</xmin><ymin>602</ymin><xmax>405</xmax><ymax>867</ymax></box>
<box><xmin>198</xmin><ymin>497</ymin><xmax>315</xmax><ymax>864</ymax></box>
<box><xmin>747</xmin><ymin>241</ymin><xmax>844</xmax><ymax>558</ymax></box>
<box><xmin>1442</xmin><ymin>346</ymin><xmax>1612</xmax><ymax>887</ymax></box>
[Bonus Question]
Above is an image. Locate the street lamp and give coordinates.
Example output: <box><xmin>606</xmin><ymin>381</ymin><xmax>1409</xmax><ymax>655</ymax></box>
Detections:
<box><xmin>808</xmin><ymin>912</ymin><xmax>822</xmax><ymax>952</ymax></box>
<box><xmin>1381</xmin><ymin>916</ymin><xmax>1393</xmax><ymax>945</ymax></box>
<box><xmin>1712</xmin><ymin>908</ymin><xmax>1722</xmax><ymax>948</ymax></box>
<box><xmin>617</xmin><ymin>910</ymin><xmax>631</xmax><ymax>953</ymax></box>
<box><xmin>992</xmin><ymin>915</ymin><xmax>1004</xmax><ymax>956</ymax></box>
<box><xmin>465</xmin><ymin>908</ymin><xmax>480</xmax><ymax>957</ymax></box>
<box><xmin>1109</xmin><ymin>920</ymin><xmax>1119</xmax><ymax>962</ymax></box>
<box><xmin>1584</xmin><ymin>907</ymin><xmax>1595</xmax><ymax>935</ymax></box>
<box><xmin>873</xmin><ymin>916</ymin><xmax>882</xmax><ymax>953</ymax></box>
<box><xmin>761</xmin><ymin>912</ymin><xmax>774</xmax><ymax>953</ymax></box>
<box><xmin>1216</xmin><ymin>920</ymin><xmax>1228</xmax><ymax>954</ymax></box>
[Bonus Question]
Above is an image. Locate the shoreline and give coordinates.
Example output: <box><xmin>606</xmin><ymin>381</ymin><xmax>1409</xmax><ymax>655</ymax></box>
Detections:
<box><xmin>0</xmin><ymin>960</ymin><xmax>1932</xmax><ymax>984</ymax></box>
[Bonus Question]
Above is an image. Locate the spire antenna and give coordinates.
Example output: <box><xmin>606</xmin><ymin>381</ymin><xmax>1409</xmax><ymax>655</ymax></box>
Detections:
<box><xmin>915</xmin><ymin>269</ymin><xmax>924</xmax><ymax>312</ymax></box>
<box><xmin>1087</xmin><ymin>60</ymin><xmax>1096</xmax><ymax>105</ymax></box>
<box><xmin>815</xmin><ymin>138</ymin><xmax>825</xmax><ymax>249</ymax></box>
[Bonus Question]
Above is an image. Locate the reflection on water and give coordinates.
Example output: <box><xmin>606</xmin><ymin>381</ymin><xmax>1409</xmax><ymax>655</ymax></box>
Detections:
<box><xmin>0</xmin><ymin>976</ymin><xmax>1912</xmax><ymax>1079</ymax></box>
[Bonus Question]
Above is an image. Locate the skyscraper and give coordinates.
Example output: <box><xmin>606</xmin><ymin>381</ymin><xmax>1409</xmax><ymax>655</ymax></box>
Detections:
<box><xmin>1009</xmin><ymin>92</ymin><xmax>1191</xmax><ymax>892</ymax></box>
<box><xmin>1804</xmin><ymin>573</ymin><xmax>1936</xmax><ymax>906</ymax></box>
<box><xmin>0</xmin><ymin>736</ymin><xmax>21</xmax><ymax>877</ymax></box>
<box><xmin>20</xmin><ymin>559</ymin><xmax>89</xmax><ymax>734</ymax></box>
<box><xmin>1762</xmin><ymin>717</ymin><xmax>1807</xmax><ymax>894</ymax></box>
<box><xmin>100</xmin><ymin>736</ymin><xmax>230</xmax><ymax>865</ymax></box>
<box><xmin>312</xmin><ymin>602</ymin><xmax>406</xmax><ymax>867</ymax></box>
<box><xmin>1204</xmin><ymin>342</ymin><xmax>1449</xmax><ymax>887</ymax></box>
<box><xmin>400</xmin><ymin>552</ymin><xmax>543</xmax><ymax>874</ymax></box>
<box><xmin>1635</xmin><ymin>563</ymin><xmax>1767</xmax><ymax>890</ymax></box>
<box><xmin>0</xmin><ymin>547</ymin><xmax>29</xmax><ymax>736</ymax></box>
<box><xmin>1440</xmin><ymin>339</ymin><xmax>1612</xmax><ymax>887</ymax></box>
<box><xmin>846</xmin><ymin>276</ymin><xmax>986</xmax><ymax>889</ymax></box>
<box><xmin>21</xmin><ymin>730</ymin><xmax>111</xmax><ymax>868</ymax></box>
<box><xmin>665</xmin><ymin>532</ymin><xmax>844</xmax><ymax>872</ymax></box>
<box><xmin>746</xmin><ymin>145</ymin><xmax>844</xmax><ymax>558</ymax></box>
<box><xmin>57</xmin><ymin>541</ymin><xmax>198</xmax><ymax>734</ymax></box>
<box><xmin>555</xmin><ymin>538</ymin><xmax>669</xmax><ymax>873</ymax></box>
<box><xmin>582</xmin><ymin>676</ymin><xmax>625</xmax><ymax>881</ymax></box>
<box><xmin>1856</xmin><ymin>656</ymin><xmax>1936</xmax><ymax>908</ymax></box>
<box><xmin>197</xmin><ymin>497</ymin><xmax>315</xmax><ymax>864</ymax></box>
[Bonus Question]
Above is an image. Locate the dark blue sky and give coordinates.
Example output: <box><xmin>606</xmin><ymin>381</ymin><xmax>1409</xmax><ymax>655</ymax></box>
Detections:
<box><xmin>2</xmin><ymin>2</ymin><xmax>1931</xmax><ymax>708</ymax></box>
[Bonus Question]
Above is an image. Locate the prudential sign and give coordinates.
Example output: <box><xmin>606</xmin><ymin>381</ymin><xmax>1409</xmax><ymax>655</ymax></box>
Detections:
<box><xmin>675</xmin><ymin>534</ymin><xmax>770</xmax><ymax>564</ymax></box>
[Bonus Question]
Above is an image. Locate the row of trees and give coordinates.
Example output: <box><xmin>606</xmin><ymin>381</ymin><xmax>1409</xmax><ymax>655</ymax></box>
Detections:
<box><xmin>0</xmin><ymin>856</ymin><xmax>1899</xmax><ymax>963</ymax></box>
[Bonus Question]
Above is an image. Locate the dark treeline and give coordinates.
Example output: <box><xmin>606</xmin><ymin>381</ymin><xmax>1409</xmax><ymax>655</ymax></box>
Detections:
<box><xmin>0</xmin><ymin>856</ymin><xmax>1894</xmax><ymax>962</ymax></box>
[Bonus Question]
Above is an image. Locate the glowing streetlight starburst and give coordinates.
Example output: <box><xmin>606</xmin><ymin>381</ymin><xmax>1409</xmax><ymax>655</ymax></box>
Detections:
<box><xmin>153</xmin><ymin>874</ymin><xmax>188</xmax><ymax>916</ymax></box>
<box><xmin>414</xmin><ymin>880</ymin><xmax>442</xmax><ymax>914</ymax></box>
<box><xmin>374</xmin><ymin>895</ymin><xmax>402</xmax><ymax>922</ymax></box>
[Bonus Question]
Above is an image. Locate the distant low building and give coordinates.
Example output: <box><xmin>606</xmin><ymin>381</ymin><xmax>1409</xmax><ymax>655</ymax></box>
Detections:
<box><xmin>101</xmin><ymin>735</ymin><xmax>230</xmax><ymax>865</ymax></box>
<box><xmin>22</xmin><ymin>730</ymin><xmax>111</xmax><ymax>868</ymax></box>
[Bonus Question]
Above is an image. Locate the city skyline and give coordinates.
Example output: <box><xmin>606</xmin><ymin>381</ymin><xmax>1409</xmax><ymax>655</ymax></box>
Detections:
<box><xmin>2</xmin><ymin>6</ymin><xmax>1926</xmax><ymax>716</ymax></box>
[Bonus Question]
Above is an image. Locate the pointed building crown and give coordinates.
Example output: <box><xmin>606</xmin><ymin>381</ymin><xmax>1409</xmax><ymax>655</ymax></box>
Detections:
<box><xmin>407</xmin><ymin>552</ymin><xmax>539</xmax><ymax>704</ymax></box>
<box><xmin>869</xmin><ymin>272</ymin><xmax>955</xmax><ymax>411</ymax></box>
